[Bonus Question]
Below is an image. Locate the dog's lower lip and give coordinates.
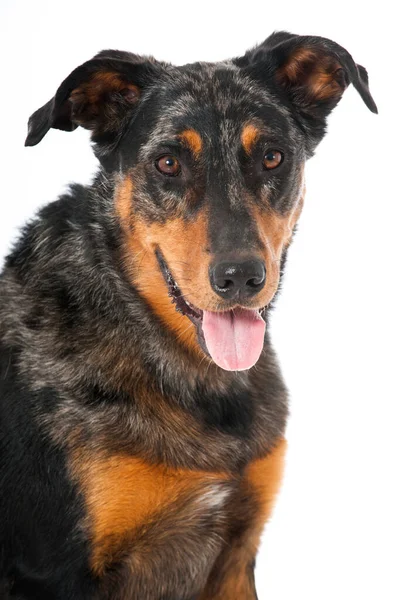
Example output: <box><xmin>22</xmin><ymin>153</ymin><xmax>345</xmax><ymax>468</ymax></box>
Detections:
<box><xmin>155</xmin><ymin>249</ymin><xmax>267</xmax><ymax>325</ymax></box>
<box><xmin>155</xmin><ymin>249</ymin><xmax>202</xmax><ymax>323</ymax></box>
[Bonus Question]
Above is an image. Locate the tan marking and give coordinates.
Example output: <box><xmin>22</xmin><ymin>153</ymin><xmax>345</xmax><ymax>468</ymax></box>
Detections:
<box><xmin>115</xmin><ymin>172</ymin><xmax>134</xmax><ymax>228</ymax></box>
<box><xmin>277</xmin><ymin>47</ymin><xmax>344</xmax><ymax>102</ymax></box>
<box><xmin>115</xmin><ymin>171</ymin><xmax>305</xmax><ymax>355</ymax></box>
<box><xmin>245</xmin><ymin>437</ymin><xmax>287</xmax><ymax>549</ymax></box>
<box><xmin>115</xmin><ymin>175</ymin><xmax>211</xmax><ymax>354</ymax></box>
<box><xmin>199</xmin><ymin>438</ymin><xmax>287</xmax><ymax>599</ymax></box>
<box><xmin>127</xmin><ymin>214</ymin><xmax>210</xmax><ymax>354</ymax></box>
<box><xmin>70</xmin><ymin>71</ymin><xmax>140</xmax><ymax>125</ymax></box>
<box><xmin>241</xmin><ymin>124</ymin><xmax>260</xmax><ymax>155</ymax></box>
<box><xmin>179</xmin><ymin>129</ymin><xmax>203</xmax><ymax>156</ymax></box>
<box><xmin>278</xmin><ymin>48</ymin><xmax>317</xmax><ymax>84</ymax></box>
<box><xmin>72</xmin><ymin>450</ymin><xmax>229</xmax><ymax>575</ymax></box>
<box><xmin>250</xmin><ymin>178</ymin><xmax>305</xmax><ymax>309</ymax></box>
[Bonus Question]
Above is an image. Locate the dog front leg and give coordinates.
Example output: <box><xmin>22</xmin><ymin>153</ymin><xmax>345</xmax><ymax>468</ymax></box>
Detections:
<box><xmin>199</xmin><ymin>438</ymin><xmax>286</xmax><ymax>599</ymax></box>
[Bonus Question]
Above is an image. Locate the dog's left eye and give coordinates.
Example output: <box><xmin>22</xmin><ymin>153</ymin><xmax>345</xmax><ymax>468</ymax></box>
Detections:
<box><xmin>263</xmin><ymin>150</ymin><xmax>284</xmax><ymax>170</ymax></box>
<box><xmin>155</xmin><ymin>155</ymin><xmax>181</xmax><ymax>177</ymax></box>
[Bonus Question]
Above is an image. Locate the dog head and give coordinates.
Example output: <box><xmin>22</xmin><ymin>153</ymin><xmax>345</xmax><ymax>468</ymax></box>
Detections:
<box><xmin>25</xmin><ymin>32</ymin><xmax>377</xmax><ymax>372</ymax></box>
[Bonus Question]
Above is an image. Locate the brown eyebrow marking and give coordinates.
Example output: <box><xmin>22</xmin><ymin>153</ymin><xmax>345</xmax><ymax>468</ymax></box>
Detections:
<box><xmin>241</xmin><ymin>124</ymin><xmax>261</xmax><ymax>155</ymax></box>
<box><xmin>179</xmin><ymin>129</ymin><xmax>203</xmax><ymax>156</ymax></box>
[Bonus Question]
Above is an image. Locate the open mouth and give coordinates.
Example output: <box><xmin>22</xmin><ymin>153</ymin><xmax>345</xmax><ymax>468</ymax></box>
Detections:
<box><xmin>156</xmin><ymin>250</ymin><xmax>267</xmax><ymax>371</ymax></box>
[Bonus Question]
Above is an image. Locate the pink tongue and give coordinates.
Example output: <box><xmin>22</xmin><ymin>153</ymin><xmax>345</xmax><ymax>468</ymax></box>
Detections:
<box><xmin>202</xmin><ymin>308</ymin><xmax>266</xmax><ymax>371</ymax></box>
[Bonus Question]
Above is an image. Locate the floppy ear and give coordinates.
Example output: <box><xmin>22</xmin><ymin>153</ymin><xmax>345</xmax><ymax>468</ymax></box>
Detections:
<box><xmin>25</xmin><ymin>51</ymin><xmax>163</xmax><ymax>150</ymax></box>
<box><xmin>235</xmin><ymin>31</ymin><xmax>377</xmax><ymax>134</ymax></box>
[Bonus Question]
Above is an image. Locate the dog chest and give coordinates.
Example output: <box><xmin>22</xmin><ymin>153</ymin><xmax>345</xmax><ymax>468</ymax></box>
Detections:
<box><xmin>72</xmin><ymin>451</ymin><xmax>234</xmax><ymax>595</ymax></box>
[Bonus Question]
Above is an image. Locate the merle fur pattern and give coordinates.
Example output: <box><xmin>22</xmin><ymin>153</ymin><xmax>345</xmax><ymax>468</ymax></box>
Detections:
<box><xmin>0</xmin><ymin>31</ymin><xmax>376</xmax><ymax>599</ymax></box>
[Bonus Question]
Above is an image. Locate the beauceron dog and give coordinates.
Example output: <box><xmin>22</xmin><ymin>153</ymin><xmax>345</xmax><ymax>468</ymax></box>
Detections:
<box><xmin>0</xmin><ymin>32</ymin><xmax>377</xmax><ymax>599</ymax></box>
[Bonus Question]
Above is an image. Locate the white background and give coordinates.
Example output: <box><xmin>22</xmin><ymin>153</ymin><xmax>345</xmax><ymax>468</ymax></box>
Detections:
<box><xmin>1</xmin><ymin>1</ymin><xmax>398</xmax><ymax>598</ymax></box>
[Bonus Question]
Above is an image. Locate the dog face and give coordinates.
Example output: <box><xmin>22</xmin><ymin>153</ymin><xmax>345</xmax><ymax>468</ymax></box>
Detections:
<box><xmin>26</xmin><ymin>32</ymin><xmax>377</xmax><ymax>372</ymax></box>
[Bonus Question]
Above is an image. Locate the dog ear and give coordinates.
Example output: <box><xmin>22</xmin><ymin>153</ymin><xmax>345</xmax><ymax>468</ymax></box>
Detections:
<box><xmin>25</xmin><ymin>51</ymin><xmax>163</xmax><ymax>149</ymax></box>
<box><xmin>235</xmin><ymin>31</ymin><xmax>377</xmax><ymax>122</ymax></box>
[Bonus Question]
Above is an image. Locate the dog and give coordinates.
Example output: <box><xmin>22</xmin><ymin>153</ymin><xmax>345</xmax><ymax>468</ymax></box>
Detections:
<box><xmin>0</xmin><ymin>31</ymin><xmax>377</xmax><ymax>599</ymax></box>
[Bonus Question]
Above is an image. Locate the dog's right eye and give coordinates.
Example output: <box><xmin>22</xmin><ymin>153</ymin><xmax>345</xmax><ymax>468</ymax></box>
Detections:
<box><xmin>155</xmin><ymin>155</ymin><xmax>181</xmax><ymax>177</ymax></box>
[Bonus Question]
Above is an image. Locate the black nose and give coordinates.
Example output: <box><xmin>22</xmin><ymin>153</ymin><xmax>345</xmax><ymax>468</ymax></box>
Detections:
<box><xmin>210</xmin><ymin>259</ymin><xmax>266</xmax><ymax>300</ymax></box>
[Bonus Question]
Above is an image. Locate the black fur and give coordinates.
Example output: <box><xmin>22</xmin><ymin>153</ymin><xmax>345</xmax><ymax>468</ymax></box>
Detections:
<box><xmin>1</xmin><ymin>32</ymin><xmax>376</xmax><ymax>599</ymax></box>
